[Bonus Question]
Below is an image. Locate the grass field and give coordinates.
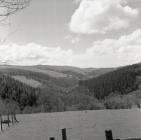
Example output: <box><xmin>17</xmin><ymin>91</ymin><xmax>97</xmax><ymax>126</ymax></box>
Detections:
<box><xmin>0</xmin><ymin>109</ymin><xmax>141</xmax><ymax>140</ymax></box>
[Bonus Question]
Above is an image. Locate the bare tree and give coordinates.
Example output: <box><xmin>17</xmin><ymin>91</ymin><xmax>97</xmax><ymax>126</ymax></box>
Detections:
<box><xmin>0</xmin><ymin>98</ymin><xmax>5</xmax><ymax>131</ymax></box>
<box><xmin>0</xmin><ymin>0</ymin><xmax>31</xmax><ymax>16</ymax></box>
<box><xmin>3</xmin><ymin>99</ymin><xmax>20</xmax><ymax>124</ymax></box>
<box><xmin>0</xmin><ymin>0</ymin><xmax>31</xmax><ymax>44</ymax></box>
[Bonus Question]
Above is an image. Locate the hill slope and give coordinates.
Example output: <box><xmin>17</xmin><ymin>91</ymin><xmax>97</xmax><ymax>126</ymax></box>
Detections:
<box><xmin>79</xmin><ymin>63</ymin><xmax>141</xmax><ymax>99</ymax></box>
<box><xmin>0</xmin><ymin>73</ymin><xmax>39</xmax><ymax>110</ymax></box>
<box><xmin>0</xmin><ymin>65</ymin><xmax>114</xmax><ymax>92</ymax></box>
<box><xmin>2</xmin><ymin>64</ymin><xmax>141</xmax><ymax>112</ymax></box>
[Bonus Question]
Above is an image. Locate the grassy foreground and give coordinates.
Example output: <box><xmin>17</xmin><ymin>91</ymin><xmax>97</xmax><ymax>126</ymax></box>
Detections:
<box><xmin>0</xmin><ymin>109</ymin><xmax>141</xmax><ymax>140</ymax></box>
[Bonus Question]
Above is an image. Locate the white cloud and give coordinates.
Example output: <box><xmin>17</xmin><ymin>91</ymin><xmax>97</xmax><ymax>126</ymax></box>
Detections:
<box><xmin>0</xmin><ymin>43</ymin><xmax>73</xmax><ymax>65</ymax></box>
<box><xmin>69</xmin><ymin>0</ymin><xmax>139</xmax><ymax>34</ymax></box>
<box><xmin>0</xmin><ymin>29</ymin><xmax>141</xmax><ymax>67</ymax></box>
<box><xmin>64</xmin><ymin>35</ymin><xmax>80</xmax><ymax>44</ymax></box>
<box><xmin>73</xmin><ymin>0</ymin><xmax>81</xmax><ymax>4</ymax></box>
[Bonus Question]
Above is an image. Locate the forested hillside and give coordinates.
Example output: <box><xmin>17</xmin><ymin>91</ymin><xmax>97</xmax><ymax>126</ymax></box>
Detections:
<box><xmin>0</xmin><ymin>65</ymin><xmax>113</xmax><ymax>113</ymax></box>
<box><xmin>0</xmin><ymin>73</ymin><xmax>39</xmax><ymax>110</ymax></box>
<box><xmin>0</xmin><ymin>67</ymin><xmax>78</xmax><ymax>92</ymax></box>
<box><xmin>79</xmin><ymin>63</ymin><xmax>141</xmax><ymax>99</ymax></box>
<box><xmin>0</xmin><ymin>63</ymin><xmax>141</xmax><ymax>113</ymax></box>
<box><xmin>0</xmin><ymin>65</ymin><xmax>114</xmax><ymax>92</ymax></box>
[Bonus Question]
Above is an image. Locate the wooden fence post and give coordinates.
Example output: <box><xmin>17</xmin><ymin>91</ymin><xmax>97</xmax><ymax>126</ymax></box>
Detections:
<box><xmin>7</xmin><ymin>113</ymin><xmax>10</xmax><ymax>127</ymax></box>
<box><xmin>11</xmin><ymin>114</ymin><xmax>14</xmax><ymax>124</ymax></box>
<box><xmin>49</xmin><ymin>137</ymin><xmax>55</xmax><ymax>140</ymax></box>
<box><xmin>0</xmin><ymin>115</ymin><xmax>3</xmax><ymax>131</ymax></box>
<box><xmin>105</xmin><ymin>130</ymin><xmax>113</xmax><ymax>140</ymax></box>
<box><xmin>62</xmin><ymin>128</ymin><xmax>67</xmax><ymax>140</ymax></box>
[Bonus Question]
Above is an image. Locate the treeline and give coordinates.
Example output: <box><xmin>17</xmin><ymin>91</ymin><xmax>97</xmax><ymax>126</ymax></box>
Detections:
<box><xmin>79</xmin><ymin>63</ymin><xmax>141</xmax><ymax>99</ymax></box>
<box><xmin>29</xmin><ymin>88</ymin><xmax>141</xmax><ymax>113</ymax></box>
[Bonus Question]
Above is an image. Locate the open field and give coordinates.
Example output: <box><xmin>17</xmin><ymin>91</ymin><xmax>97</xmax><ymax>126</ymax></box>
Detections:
<box><xmin>0</xmin><ymin>109</ymin><xmax>141</xmax><ymax>140</ymax></box>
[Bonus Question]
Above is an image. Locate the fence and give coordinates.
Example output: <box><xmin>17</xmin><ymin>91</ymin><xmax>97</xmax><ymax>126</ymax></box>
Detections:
<box><xmin>105</xmin><ymin>130</ymin><xmax>141</xmax><ymax>140</ymax></box>
<box><xmin>0</xmin><ymin>113</ymin><xmax>18</xmax><ymax>132</ymax></box>
<box><xmin>49</xmin><ymin>128</ymin><xmax>141</xmax><ymax>140</ymax></box>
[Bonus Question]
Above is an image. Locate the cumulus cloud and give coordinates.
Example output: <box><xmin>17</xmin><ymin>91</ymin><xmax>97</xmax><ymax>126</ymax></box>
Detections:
<box><xmin>0</xmin><ymin>43</ymin><xmax>73</xmax><ymax>65</ymax></box>
<box><xmin>69</xmin><ymin>0</ymin><xmax>139</xmax><ymax>34</ymax></box>
<box><xmin>85</xmin><ymin>29</ymin><xmax>141</xmax><ymax>67</ymax></box>
<box><xmin>0</xmin><ymin>29</ymin><xmax>141</xmax><ymax>67</ymax></box>
<box><xmin>64</xmin><ymin>35</ymin><xmax>80</xmax><ymax>44</ymax></box>
<box><xmin>73</xmin><ymin>0</ymin><xmax>81</xmax><ymax>4</ymax></box>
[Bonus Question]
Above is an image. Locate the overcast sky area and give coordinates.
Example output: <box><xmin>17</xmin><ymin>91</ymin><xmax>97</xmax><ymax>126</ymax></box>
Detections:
<box><xmin>0</xmin><ymin>0</ymin><xmax>141</xmax><ymax>68</ymax></box>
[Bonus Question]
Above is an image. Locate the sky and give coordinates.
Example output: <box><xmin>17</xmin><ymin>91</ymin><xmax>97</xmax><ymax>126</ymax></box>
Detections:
<box><xmin>0</xmin><ymin>0</ymin><xmax>141</xmax><ymax>68</ymax></box>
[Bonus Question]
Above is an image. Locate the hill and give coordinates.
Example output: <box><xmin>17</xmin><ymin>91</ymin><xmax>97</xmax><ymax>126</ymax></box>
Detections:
<box><xmin>0</xmin><ymin>65</ymin><xmax>114</xmax><ymax>113</ymax></box>
<box><xmin>1</xmin><ymin>63</ymin><xmax>141</xmax><ymax>112</ymax></box>
<box><xmin>0</xmin><ymin>65</ymin><xmax>114</xmax><ymax>92</ymax></box>
<box><xmin>79</xmin><ymin>63</ymin><xmax>141</xmax><ymax>99</ymax></box>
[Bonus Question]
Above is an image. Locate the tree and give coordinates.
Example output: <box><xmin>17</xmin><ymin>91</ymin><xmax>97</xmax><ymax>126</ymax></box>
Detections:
<box><xmin>0</xmin><ymin>0</ymin><xmax>31</xmax><ymax>17</ymax></box>
<box><xmin>0</xmin><ymin>98</ymin><xmax>5</xmax><ymax>115</ymax></box>
<box><xmin>104</xmin><ymin>95</ymin><xmax>133</xmax><ymax>109</ymax></box>
<box><xmin>3</xmin><ymin>99</ymin><xmax>20</xmax><ymax>123</ymax></box>
<box><xmin>0</xmin><ymin>0</ymin><xmax>31</xmax><ymax>44</ymax></box>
